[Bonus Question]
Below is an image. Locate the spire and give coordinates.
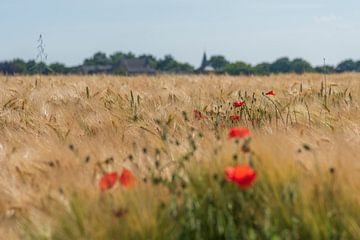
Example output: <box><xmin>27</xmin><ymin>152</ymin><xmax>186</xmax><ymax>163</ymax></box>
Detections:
<box><xmin>201</xmin><ymin>52</ymin><xmax>207</xmax><ymax>69</ymax></box>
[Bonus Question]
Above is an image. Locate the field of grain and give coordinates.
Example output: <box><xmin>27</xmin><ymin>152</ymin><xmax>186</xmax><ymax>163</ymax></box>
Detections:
<box><xmin>1</xmin><ymin>74</ymin><xmax>360</xmax><ymax>239</ymax></box>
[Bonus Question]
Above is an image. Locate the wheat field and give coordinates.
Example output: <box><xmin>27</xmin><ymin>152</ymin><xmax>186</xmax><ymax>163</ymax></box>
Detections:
<box><xmin>1</xmin><ymin>74</ymin><xmax>360</xmax><ymax>239</ymax></box>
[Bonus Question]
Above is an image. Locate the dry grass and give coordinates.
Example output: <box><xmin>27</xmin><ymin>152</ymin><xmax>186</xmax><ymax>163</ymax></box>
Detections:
<box><xmin>0</xmin><ymin>74</ymin><xmax>360</xmax><ymax>239</ymax></box>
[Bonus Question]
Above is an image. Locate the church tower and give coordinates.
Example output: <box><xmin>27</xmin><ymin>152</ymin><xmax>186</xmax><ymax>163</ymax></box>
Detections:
<box><xmin>196</xmin><ymin>52</ymin><xmax>214</xmax><ymax>74</ymax></box>
<box><xmin>200</xmin><ymin>52</ymin><xmax>208</xmax><ymax>70</ymax></box>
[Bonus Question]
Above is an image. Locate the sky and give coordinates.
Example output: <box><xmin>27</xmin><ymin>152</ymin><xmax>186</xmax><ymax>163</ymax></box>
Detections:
<box><xmin>1</xmin><ymin>0</ymin><xmax>360</xmax><ymax>67</ymax></box>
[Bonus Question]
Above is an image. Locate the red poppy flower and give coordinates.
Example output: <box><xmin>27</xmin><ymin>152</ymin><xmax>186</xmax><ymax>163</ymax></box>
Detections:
<box><xmin>233</xmin><ymin>101</ymin><xmax>246</xmax><ymax>108</ymax></box>
<box><xmin>229</xmin><ymin>115</ymin><xmax>241</xmax><ymax>121</ymax></box>
<box><xmin>225</xmin><ymin>164</ymin><xmax>256</xmax><ymax>189</ymax></box>
<box><xmin>99</xmin><ymin>172</ymin><xmax>118</xmax><ymax>191</ymax></box>
<box><xmin>228</xmin><ymin>127</ymin><xmax>250</xmax><ymax>139</ymax></box>
<box><xmin>194</xmin><ymin>110</ymin><xmax>204</xmax><ymax>120</ymax></box>
<box><xmin>265</xmin><ymin>90</ymin><xmax>275</xmax><ymax>96</ymax></box>
<box><xmin>119</xmin><ymin>168</ymin><xmax>136</xmax><ymax>188</ymax></box>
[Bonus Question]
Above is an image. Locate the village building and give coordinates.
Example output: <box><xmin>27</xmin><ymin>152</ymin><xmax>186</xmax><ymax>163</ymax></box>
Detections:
<box><xmin>81</xmin><ymin>65</ymin><xmax>113</xmax><ymax>74</ymax></box>
<box><xmin>113</xmin><ymin>59</ymin><xmax>156</xmax><ymax>75</ymax></box>
<box><xmin>195</xmin><ymin>52</ymin><xmax>215</xmax><ymax>74</ymax></box>
<box><xmin>80</xmin><ymin>58</ymin><xmax>156</xmax><ymax>75</ymax></box>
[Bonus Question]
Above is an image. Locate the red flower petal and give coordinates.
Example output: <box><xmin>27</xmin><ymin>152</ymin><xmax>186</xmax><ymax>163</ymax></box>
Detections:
<box><xmin>233</xmin><ymin>101</ymin><xmax>246</xmax><ymax>108</ymax></box>
<box><xmin>229</xmin><ymin>115</ymin><xmax>241</xmax><ymax>121</ymax></box>
<box><xmin>228</xmin><ymin>127</ymin><xmax>250</xmax><ymax>139</ymax></box>
<box><xmin>225</xmin><ymin>167</ymin><xmax>236</xmax><ymax>181</ymax></box>
<box><xmin>119</xmin><ymin>168</ymin><xmax>136</xmax><ymax>188</ymax></box>
<box><xmin>265</xmin><ymin>90</ymin><xmax>275</xmax><ymax>96</ymax></box>
<box><xmin>224</xmin><ymin>165</ymin><xmax>256</xmax><ymax>189</ymax></box>
<box><xmin>99</xmin><ymin>172</ymin><xmax>118</xmax><ymax>191</ymax></box>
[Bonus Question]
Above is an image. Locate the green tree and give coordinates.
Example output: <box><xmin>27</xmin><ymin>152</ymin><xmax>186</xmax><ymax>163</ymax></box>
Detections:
<box><xmin>0</xmin><ymin>62</ymin><xmax>15</xmax><ymax>74</ymax></box>
<box><xmin>355</xmin><ymin>61</ymin><xmax>360</xmax><ymax>72</ymax></box>
<box><xmin>49</xmin><ymin>63</ymin><xmax>68</xmax><ymax>74</ymax></box>
<box><xmin>139</xmin><ymin>54</ymin><xmax>158</xmax><ymax>68</ymax></box>
<box><xmin>270</xmin><ymin>57</ymin><xmax>291</xmax><ymax>73</ymax></box>
<box><xmin>36</xmin><ymin>62</ymin><xmax>50</xmax><ymax>74</ymax></box>
<box><xmin>157</xmin><ymin>55</ymin><xmax>194</xmax><ymax>73</ymax></box>
<box><xmin>208</xmin><ymin>55</ymin><xmax>229</xmax><ymax>71</ymax></box>
<box><xmin>110</xmin><ymin>52</ymin><xmax>126</xmax><ymax>64</ymax></box>
<box><xmin>336</xmin><ymin>59</ymin><xmax>356</xmax><ymax>73</ymax></box>
<box><xmin>314</xmin><ymin>65</ymin><xmax>335</xmax><ymax>74</ymax></box>
<box><xmin>84</xmin><ymin>52</ymin><xmax>110</xmax><ymax>66</ymax></box>
<box><xmin>11</xmin><ymin>59</ymin><xmax>27</xmax><ymax>74</ymax></box>
<box><xmin>223</xmin><ymin>62</ymin><xmax>253</xmax><ymax>75</ymax></box>
<box><xmin>26</xmin><ymin>60</ymin><xmax>37</xmax><ymax>74</ymax></box>
<box><xmin>291</xmin><ymin>58</ymin><xmax>313</xmax><ymax>74</ymax></box>
<box><xmin>253</xmin><ymin>62</ymin><xmax>271</xmax><ymax>75</ymax></box>
<box><xmin>109</xmin><ymin>52</ymin><xmax>136</xmax><ymax>65</ymax></box>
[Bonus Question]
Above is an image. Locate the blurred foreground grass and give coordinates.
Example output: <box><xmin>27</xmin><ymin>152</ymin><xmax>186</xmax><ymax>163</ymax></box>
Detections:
<box><xmin>0</xmin><ymin>74</ymin><xmax>359</xmax><ymax>239</ymax></box>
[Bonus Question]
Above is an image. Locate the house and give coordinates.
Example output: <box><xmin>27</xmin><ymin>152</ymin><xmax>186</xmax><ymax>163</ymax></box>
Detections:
<box><xmin>81</xmin><ymin>65</ymin><xmax>113</xmax><ymax>74</ymax></box>
<box><xmin>114</xmin><ymin>59</ymin><xmax>156</xmax><ymax>75</ymax></box>
<box><xmin>195</xmin><ymin>52</ymin><xmax>215</xmax><ymax>74</ymax></box>
<box><xmin>80</xmin><ymin>58</ymin><xmax>156</xmax><ymax>75</ymax></box>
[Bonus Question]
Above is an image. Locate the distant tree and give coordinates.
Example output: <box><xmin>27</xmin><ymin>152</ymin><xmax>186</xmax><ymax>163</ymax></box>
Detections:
<box><xmin>253</xmin><ymin>62</ymin><xmax>271</xmax><ymax>75</ymax></box>
<box><xmin>177</xmin><ymin>63</ymin><xmax>194</xmax><ymax>73</ymax></box>
<box><xmin>49</xmin><ymin>63</ymin><xmax>68</xmax><ymax>74</ymax></box>
<box><xmin>139</xmin><ymin>54</ymin><xmax>158</xmax><ymax>68</ymax></box>
<box><xmin>12</xmin><ymin>59</ymin><xmax>27</xmax><ymax>74</ymax></box>
<box><xmin>291</xmin><ymin>58</ymin><xmax>313</xmax><ymax>74</ymax></box>
<box><xmin>67</xmin><ymin>66</ymin><xmax>82</xmax><ymax>74</ymax></box>
<box><xmin>125</xmin><ymin>52</ymin><xmax>136</xmax><ymax>59</ymax></box>
<box><xmin>270</xmin><ymin>57</ymin><xmax>291</xmax><ymax>73</ymax></box>
<box><xmin>224</xmin><ymin>62</ymin><xmax>253</xmax><ymax>75</ymax></box>
<box><xmin>314</xmin><ymin>65</ymin><xmax>335</xmax><ymax>74</ymax></box>
<box><xmin>0</xmin><ymin>62</ymin><xmax>16</xmax><ymax>74</ymax></box>
<box><xmin>26</xmin><ymin>60</ymin><xmax>38</xmax><ymax>74</ymax></box>
<box><xmin>84</xmin><ymin>52</ymin><xmax>110</xmax><ymax>66</ymax></box>
<box><xmin>109</xmin><ymin>51</ymin><xmax>136</xmax><ymax>64</ymax></box>
<box><xmin>110</xmin><ymin>52</ymin><xmax>126</xmax><ymax>64</ymax></box>
<box><xmin>157</xmin><ymin>55</ymin><xmax>176</xmax><ymax>71</ymax></box>
<box><xmin>36</xmin><ymin>62</ymin><xmax>50</xmax><ymax>74</ymax></box>
<box><xmin>208</xmin><ymin>55</ymin><xmax>229</xmax><ymax>71</ymax></box>
<box><xmin>157</xmin><ymin>55</ymin><xmax>194</xmax><ymax>73</ymax></box>
<box><xmin>336</xmin><ymin>59</ymin><xmax>356</xmax><ymax>73</ymax></box>
<box><xmin>0</xmin><ymin>59</ymin><xmax>30</xmax><ymax>74</ymax></box>
<box><xmin>4</xmin><ymin>51</ymin><xmax>360</xmax><ymax>76</ymax></box>
<box><xmin>355</xmin><ymin>61</ymin><xmax>360</xmax><ymax>72</ymax></box>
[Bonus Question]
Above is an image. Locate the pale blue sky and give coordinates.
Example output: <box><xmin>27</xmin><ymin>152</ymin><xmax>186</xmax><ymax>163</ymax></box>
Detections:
<box><xmin>1</xmin><ymin>0</ymin><xmax>359</xmax><ymax>67</ymax></box>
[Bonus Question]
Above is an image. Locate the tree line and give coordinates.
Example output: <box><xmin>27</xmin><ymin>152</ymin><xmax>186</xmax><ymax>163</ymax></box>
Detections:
<box><xmin>209</xmin><ymin>56</ymin><xmax>360</xmax><ymax>75</ymax></box>
<box><xmin>1</xmin><ymin>51</ymin><xmax>360</xmax><ymax>75</ymax></box>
